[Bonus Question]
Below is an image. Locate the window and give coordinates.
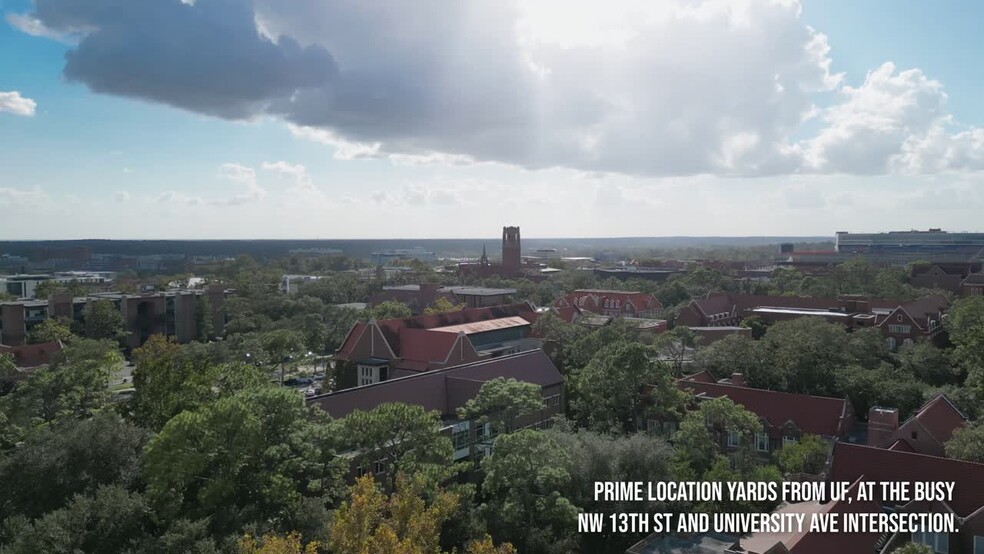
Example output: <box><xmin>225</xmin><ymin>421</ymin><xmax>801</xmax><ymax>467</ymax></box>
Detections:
<box><xmin>783</xmin><ymin>435</ymin><xmax>798</xmax><ymax>447</ymax></box>
<box><xmin>913</xmin><ymin>531</ymin><xmax>949</xmax><ymax>553</ymax></box>
<box><xmin>974</xmin><ymin>536</ymin><xmax>984</xmax><ymax>554</ymax></box>
<box><xmin>373</xmin><ymin>460</ymin><xmax>386</xmax><ymax>475</ymax></box>
<box><xmin>355</xmin><ymin>465</ymin><xmax>367</xmax><ymax>477</ymax></box>
<box><xmin>898</xmin><ymin>314</ymin><xmax>904</xmax><ymax>322</ymax></box>
<box><xmin>888</xmin><ymin>324</ymin><xmax>912</xmax><ymax>334</ymax></box>
<box><xmin>727</xmin><ymin>432</ymin><xmax>740</xmax><ymax>447</ymax></box>
<box><xmin>452</xmin><ymin>423</ymin><xmax>471</xmax><ymax>451</ymax></box>
<box><xmin>756</xmin><ymin>433</ymin><xmax>769</xmax><ymax>452</ymax></box>
<box><xmin>545</xmin><ymin>394</ymin><xmax>561</xmax><ymax>408</ymax></box>
<box><xmin>358</xmin><ymin>365</ymin><xmax>378</xmax><ymax>386</ymax></box>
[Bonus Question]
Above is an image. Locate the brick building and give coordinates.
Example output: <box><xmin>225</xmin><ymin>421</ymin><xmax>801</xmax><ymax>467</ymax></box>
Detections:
<box><xmin>867</xmin><ymin>394</ymin><xmax>968</xmax><ymax>458</ymax></box>
<box><xmin>368</xmin><ymin>284</ymin><xmax>516</xmax><ymax>315</ymax></box>
<box><xmin>332</xmin><ymin>303</ymin><xmax>542</xmax><ymax>389</ymax></box>
<box><xmin>673</xmin><ymin>372</ymin><xmax>855</xmax><ymax>456</ymax></box>
<box><xmin>0</xmin><ymin>285</ymin><xmax>228</xmax><ymax>349</ymax></box>
<box><xmin>457</xmin><ymin>226</ymin><xmax>540</xmax><ymax>279</ymax></box>
<box><xmin>676</xmin><ymin>292</ymin><xmax>948</xmax><ymax>350</ymax></box>
<box><xmin>554</xmin><ymin>289</ymin><xmax>663</xmax><ymax>319</ymax></box>
<box><xmin>310</xmin><ymin>349</ymin><xmax>564</xmax><ymax>477</ymax></box>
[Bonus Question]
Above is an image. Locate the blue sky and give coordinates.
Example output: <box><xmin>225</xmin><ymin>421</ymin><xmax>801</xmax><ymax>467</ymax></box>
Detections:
<box><xmin>2</xmin><ymin>0</ymin><xmax>984</xmax><ymax>239</ymax></box>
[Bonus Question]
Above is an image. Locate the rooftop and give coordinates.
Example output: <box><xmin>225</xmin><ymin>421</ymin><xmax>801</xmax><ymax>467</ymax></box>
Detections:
<box><xmin>429</xmin><ymin>316</ymin><xmax>531</xmax><ymax>335</ymax></box>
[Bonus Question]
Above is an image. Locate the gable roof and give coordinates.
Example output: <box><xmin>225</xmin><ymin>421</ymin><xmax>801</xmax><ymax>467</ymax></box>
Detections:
<box><xmin>829</xmin><ymin>442</ymin><xmax>984</xmax><ymax>517</ymax></box>
<box><xmin>903</xmin><ymin>393</ymin><xmax>968</xmax><ymax>444</ymax></box>
<box><xmin>677</xmin><ymin>378</ymin><xmax>848</xmax><ymax>438</ymax></box>
<box><xmin>308</xmin><ymin>349</ymin><xmax>562</xmax><ymax>419</ymax></box>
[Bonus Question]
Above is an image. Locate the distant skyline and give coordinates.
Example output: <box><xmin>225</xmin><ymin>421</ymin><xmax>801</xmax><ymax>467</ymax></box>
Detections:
<box><xmin>2</xmin><ymin>1</ymin><xmax>984</xmax><ymax>239</ymax></box>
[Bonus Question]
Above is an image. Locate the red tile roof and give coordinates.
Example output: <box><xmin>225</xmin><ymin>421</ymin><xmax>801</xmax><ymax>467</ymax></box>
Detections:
<box><xmin>907</xmin><ymin>394</ymin><xmax>967</xmax><ymax>444</ymax></box>
<box><xmin>829</xmin><ymin>442</ymin><xmax>984</xmax><ymax>517</ymax></box>
<box><xmin>888</xmin><ymin>438</ymin><xmax>915</xmax><ymax>452</ymax></box>
<box><xmin>397</xmin><ymin>328</ymin><xmax>462</xmax><ymax>363</ymax></box>
<box><xmin>678</xmin><ymin>378</ymin><xmax>848</xmax><ymax>438</ymax></box>
<box><xmin>309</xmin><ymin>349</ymin><xmax>562</xmax><ymax>419</ymax></box>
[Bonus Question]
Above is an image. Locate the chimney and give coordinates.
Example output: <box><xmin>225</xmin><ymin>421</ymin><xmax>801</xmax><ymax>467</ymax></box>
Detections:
<box><xmin>867</xmin><ymin>407</ymin><xmax>900</xmax><ymax>447</ymax></box>
<box><xmin>419</xmin><ymin>283</ymin><xmax>440</xmax><ymax>308</ymax></box>
<box><xmin>730</xmin><ymin>373</ymin><xmax>746</xmax><ymax>387</ymax></box>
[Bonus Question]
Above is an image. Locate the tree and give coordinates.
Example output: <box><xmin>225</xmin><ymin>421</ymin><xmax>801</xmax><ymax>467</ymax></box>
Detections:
<box><xmin>479</xmin><ymin>429</ymin><xmax>578</xmax><ymax>554</ymax></box>
<box><xmin>891</xmin><ymin>544</ymin><xmax>934</xmax><ymax>554</ymax></box>
<box><xmin>656</xmin><ymin>326</ymin><xmax>697</xmax><ymax>375</ymax></box>
<box><xmin>32</xmin><ymin>279</ymin><xmax>86</xmax><ymax>300</ymax></box>
<box><xmin>6</xmin><ymin>339</ymin><xmax>122</xmax><ymax>424</ymax></box>
<box><xmin>739</xmin><ymin>315</ymin><xmax>769</xmax><ymax>339</ymax></box>
<box><xmin>671</xmin><ymin>397</ymin><xmax>762</xmax><ymax>478</ymax></box>
<box><xmin>131</xmin><ymin>335</ymin><xmax>268</xmax><ymax>430</ymax></box>
<box><xmin>571</xmin><ymin>343</ymin><xmax>683</xmax><ymax>434</ymax></box>
<box><xmin>262</xmin><ymin>329</ymin><xmax>306</xmax><ymax>385</ymax></box>
<box><xmin>327</xmin><ymin>474</ymin><xmax>459</xmax><ymax>554</ymax></box>
<box><xmin>835</xmin><ymin>363</ymin><xmax>928</xmax><ymax>419</ymax></box>
<box><xmin>27</xmin><ymin>318</ymin><xmax>74</xmax><ymax>344</ymax></box>
<box><xmin>341</xmin><ymin>403</ymin><xmax>453</xmax><ymax>491</ymax></box>
<box><xmin>547</xmin><ymin>424</ymin><xmax>673</xmax><ymax>553</ymax></box>
<box><xmin>239</xmin><ymin>532</ymin><xmax>320</xmax><ymax>554</ymax></box>
<box><xmin>776</xmin><ymin>434</ymin><xmax>830</xmax><ymax>475</ymax></box>
<box><xmin>945</xmin><ymin>297</ymin><xmax>984</xmax><ymax>372</ymax></box>
<box><xmin>897</xmin><ymin>341</ymin><xmax>961</xmax><ymax>386</ymax></box>
<box><xmin>458</xmin><ymin>378</ymin><xmax>543</xmax><ymax>437</ymax></box>
<box><xmin>0</xmin><ymin>485</ymin><xmax>154</xmax><ymax>554</ymax></box>
<box><xmin>694</xmin><ymin>334</ymin><xmax>762</xmax><ymax>380</ymax></box>
<box><xmin>194</xmin><ymin>295</ymin><xmax>215</xmax><ymax>341</ymax></box>
<box><xmin>944</xmin><ymin>420</ymin><xmax>984</xmax><ymax>463</ymax></box>
<box><xmin>756</xmin><ymin>318</ymin><xmax>857</xmax><ymax>395</ymax></box>
<box><xmin>366</xmin><ymin>301</ymin><xmax>412</xmax><ymax>320</ymax></box>
<box><xmin>143</xmin><ymin>386</ymin><xmax>347</xmax><ymax>535</ymax></box>
<box><xmin>0</xmin><ymin>411</ymin><xmax>148</xmax><ymax>521</ymax></box>
<box><xmin>423</xmin><ymin>297</ymin><xmax>465</xmax><ymax>315</ymax></box>
<box><xmin>85</xmin><ymin>299</ymin><xmax>125</xmax><ymax>341</ymax></box>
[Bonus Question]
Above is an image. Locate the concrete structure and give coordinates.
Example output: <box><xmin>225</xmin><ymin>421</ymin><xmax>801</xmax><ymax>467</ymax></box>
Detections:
<box><xmin>280</xmin><ymin>274</ymin><xmax>325</xmax><ymax>294</ymax></box>
<box><xmin>1</xmin><ymin>272</ymin><xmax>115</xmax><ymax>300</ymax></box>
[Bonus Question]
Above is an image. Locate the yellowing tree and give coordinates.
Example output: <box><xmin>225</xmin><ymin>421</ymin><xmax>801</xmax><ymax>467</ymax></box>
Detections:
<box><xmin>328</xmin><ymin>474</ymin><xmax>458</xmax><ymax>554</ymax></box>
<box><xmin>239</xmin><ymin>532</ymin><xmax>320</xmax><ymax>554</ymax></box>
<box><xmin>328</xmin><ymin>474</ymin><xmax>514</xmax><ymax>554</ymax></box>
<box><xmin>423</xmin><ymin>297</ymin><xmax>465</xmax><ymax>315</ymax></box>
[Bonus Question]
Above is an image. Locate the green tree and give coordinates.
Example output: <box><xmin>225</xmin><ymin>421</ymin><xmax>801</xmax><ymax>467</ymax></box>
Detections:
<box><xmin>891</xmin><ymin>544</ymin><xmax>934</xmax><ymax>554</ymax></box>
<box><xmin>0</xmin><ymin>485</ymin><xmax>155</xmax><ymax>554</ymax></box>
<box><xmin>341</xmin><ymin>403</ymin><xmax>453</xmax><ymax>491</ymax></box>
<box><xmin>671</xmin><ymin>397</ymin><xmax>762</xmax><ymax>478</ymax></box>
<box><xmin>571</xmin><ymin>343</ymin><xmax>683</xmax><ymax>434</ymax></box>
<box><xmin>84</xmin><ymin>300</ymin><xmax>126</xmax><ymax>341</ymax></box>
<box><xmin>775</xmin><ymin>434</ymin><xmax>830</xmax><ymax>475</ymax></box>
<box><xmin>423</xmin><ymin>297</ymin><xmax>466</xmax><ymax>315</ymax></box>
<box><xmin>143</xmin><ymin>387</ymin><xmax>347</xmax><ymax>535</ymax></box>
<box><xmin>945</xmin><ymin>297</ymin><xmax>984</xmax><ymax>377</ymax></box>
<box><xmin>458</xmin><ymin>377</ymin><xmax>544</xmax><ymax>437</ymax></box>
<box><xmin>479</xmin><ymin>429</ymin><xmax>578</xmax><ymax>554</ymax></box>
<box><xmin>0</xmin><ymin>411</ymin><xmax>148</xmax><ymax>521</ymax></box>
<box><xmin>27</xmin><ymin>318</ymin><xmax>74</xmax><ymax>344</ymax></box>
<box><xmin>32</xmin><ymin>279</ymin><xmax>87</xmax><ymax>300</ymax></box>
<box><xmin>547</xmin><ymin>424</ymin><xmax>674</xmax><ymax>553</ymax></box>
<box><xmin>897</xmin><ymin>341</ymin><xmax>960</xmax><ymax>386</ymax></box>
<box><xmin>756</xmin><ymin>318</ymin><xmax>857</xmax><ymax>395</ymax></box>
<box><xmin>366</xmin><ymin>301</ymin><xmax>413</xmax><ymax>320</ymax></box>
<box><xmin>694</xmin><ymin>334</ymin><xmax>762</xmax><ymax>380</ymax></box>
<box><xmin>6</xmin><ymin>339</ymin><xmax>122</xmax><ymax>424</ymax></box>
<box><xmin>131</xmin><ymin>335</ymin><xmax>268</xmax><ymax>430</ymax></box>
<box><xmin>943</xmin><ymin>420</ymin><xmax>984</xmax><ymax>463</ymax></box>
<box><xmin>262</xmin><ymin>329</ymin><xmax>306</xmax><ymax>385</ymax></box>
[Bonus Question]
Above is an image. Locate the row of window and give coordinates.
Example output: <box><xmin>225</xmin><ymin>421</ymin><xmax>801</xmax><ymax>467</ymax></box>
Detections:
<box><xmin>887</xmin><ymin>324</ymin><xmax>913</xmax><ymax>334</ymax></box>
<box><xmin>726</xmin><ymin>432</ymin><xmax>799</xmax><ymax>452</ymax></box>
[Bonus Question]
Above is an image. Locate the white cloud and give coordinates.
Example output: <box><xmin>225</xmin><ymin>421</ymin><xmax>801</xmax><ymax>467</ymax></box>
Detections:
<box><xmin>286</xmin><ymin>124</ymin><xmax>382</xmax><ymax>160</ymax></box>
<box><xmin>0</xmin><ymin>186</ymin><xmax>46</xmax><ymax>205</ymax></box>
<box><xmin>215</xmin><ymin>163</ymin><xmax>266</xmax><ymax>205</ymax></box>
<box><xmin>156</xmin><ymin>190</ymin><xmax>204</xmax><ymax>206</ymax></box>
<box><xmin>0</xmin><ymin>91</ymin><xmax>37</xmax><ymax>117</ymax></box>
<box><xmin>4</xmin><ymin>13</ymin><xmax>75</xmax><ymax>43</ymax></box>
<box><xmin>114</xmin><ymin>190</ymin><xmax>130</xmax><ymax>202</ymax></box>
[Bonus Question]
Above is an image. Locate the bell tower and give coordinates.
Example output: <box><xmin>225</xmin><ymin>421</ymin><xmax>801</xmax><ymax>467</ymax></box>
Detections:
<box><xmin>502</xmin><ymin>226</ymin><xmax>521</xmax><ymax>273</ymax></box>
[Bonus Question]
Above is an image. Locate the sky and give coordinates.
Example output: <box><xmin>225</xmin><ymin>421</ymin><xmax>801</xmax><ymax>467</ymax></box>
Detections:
<box><xmin>2</xmin><ymin>0</ymin><xmax>984</xmax><ymax>240</ymax></box>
